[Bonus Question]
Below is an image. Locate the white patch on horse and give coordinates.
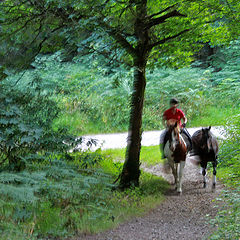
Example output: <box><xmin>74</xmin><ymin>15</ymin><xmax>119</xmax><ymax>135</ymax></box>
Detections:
<box><xmin>212</xmin><ymin>175</ymin><xmax>216</xmax><ymax>186</ymax></box>
<box><xmin>171</xmin><ymin>131</ymin><xmax>177</xmax><ymax>150</ymax></box>
<box><xmin>177</xmin><ymin>161</ymin><xmax>185</xmax><ymax>193</ymax></box>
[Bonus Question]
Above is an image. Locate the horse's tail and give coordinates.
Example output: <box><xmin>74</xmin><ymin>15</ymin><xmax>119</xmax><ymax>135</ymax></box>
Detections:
<box><xmin>187</xmin><ymin>155</ymin><xmax>201</xmax><ymax>166</ymax></box>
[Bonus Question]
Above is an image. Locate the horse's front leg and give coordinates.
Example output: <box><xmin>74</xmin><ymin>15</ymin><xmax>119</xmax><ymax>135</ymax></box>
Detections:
<box><xmin>177</xmin><ymin>161</ymin><xmax>185</xmax><ymax>194</ymax></box>
<box><xmin>168</xmin><ymin>160</ymin><xmax>178</xmax><ymax>189</ymax></box>
<box><xmin>173</xmin><ymin>163</ymin><xmax>178</xmax><ymax>189</ymax></box>
<box><xmin>202</xmin><ymin>167</ymin><xmax>207</xmax><ymax>188</ymax></box>
<box><xmin>212</xmin><ymin>160</ymin><xmax>217</xmax><ymax>190</ymax></box>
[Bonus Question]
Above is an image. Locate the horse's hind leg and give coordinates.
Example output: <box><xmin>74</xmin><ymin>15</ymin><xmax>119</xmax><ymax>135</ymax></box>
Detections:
<box><xmin>177</xmin><ymin>161</ymin><xmax>185</xmax><ymax>194</ymax></box>
<box><xmin>212</xmin><ymin>160</ymin><xmax>217</xmax><ymax>190</ymax></box>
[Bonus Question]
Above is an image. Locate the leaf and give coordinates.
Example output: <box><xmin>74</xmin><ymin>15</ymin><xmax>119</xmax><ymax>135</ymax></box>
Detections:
<box><xmin>20</xmin><ymin>136</ymin><xmax>34</xmax><ymax>144</ymax></box>
<box><xmin>0</xmin><ymin>119</ymin><xmax>9</xmax><ymax>125</ymax></box>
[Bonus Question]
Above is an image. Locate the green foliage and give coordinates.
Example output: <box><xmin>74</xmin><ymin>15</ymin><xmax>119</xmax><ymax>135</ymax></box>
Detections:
<box><xmin>209</xmin><ymin>188</ymin><xmax>240</xmax><ymax>240</ymax></box>
<box><xmin>144</xmin><ymin>67</ymin><xmax>212</xmax><ymax>128</ymax></box>
<box><xmin>206</xmin><ymin>40</ymin><xmax>240</xmax><ymax>106</ymax></box>
<box><xmin>53</xmin><ymin>59</ymin><xmax>238</xmax><ymax>133</ymax></box>
<box><xmin>9</xmin><ymin>49</ymin><xmax>238</xmax><ymax>137</ymax></box>
<box><xmin>218</xmin><ymin>114</ymin><xmax>240</xmax><ymax>185</ymax></box>
<box><xmin>209</xmin><ymin>114</ymin><xmax>240</xmax><ymax>239</ymax></box>
<box><xmin>0</xmin><ymin>153</ymin><xmax>168</xmax><ymax>239</ymax></box>
<box><xmin>0</xmin><ymin>70</ymin><xmax>79</xmax><ymax>170</ymax></box>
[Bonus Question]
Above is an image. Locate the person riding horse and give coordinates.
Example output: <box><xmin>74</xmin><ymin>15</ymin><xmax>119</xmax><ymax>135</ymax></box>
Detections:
<box><xmin>160</xmin><ymin>98</ymin><xmax>192</xmax><ymax>158</ymax></box>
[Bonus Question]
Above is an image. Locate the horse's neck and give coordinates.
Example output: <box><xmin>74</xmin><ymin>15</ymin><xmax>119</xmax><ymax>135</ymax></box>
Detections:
<box><xmin>179</xmin><ymin>134</ymin><xmax>187</xmax><ymax>147</ymax></box>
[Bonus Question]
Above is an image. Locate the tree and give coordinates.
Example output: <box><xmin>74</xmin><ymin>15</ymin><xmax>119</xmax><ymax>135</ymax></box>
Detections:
<box><xmin>1</xmin><ymin>0</ymin><xmax>239</xmax><ymax>188</ymax></box>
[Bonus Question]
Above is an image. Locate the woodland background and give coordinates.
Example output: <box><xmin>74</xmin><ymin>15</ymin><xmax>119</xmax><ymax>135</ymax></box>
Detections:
<box><xmin>0</xmin><ymin>1</ymin><xmax>239</xmax><ymax>239</ymax></box>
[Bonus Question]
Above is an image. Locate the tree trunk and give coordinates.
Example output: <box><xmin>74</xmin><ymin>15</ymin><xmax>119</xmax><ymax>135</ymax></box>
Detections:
<box><xmin>118</xmin><ymin>0</ymin><xmax>150</xmax><ymax>189</ymax></box>
<box><xmin>119</xmin><ymin>57</ymin><xmax>147</xmax><ymax>188</ymax></box>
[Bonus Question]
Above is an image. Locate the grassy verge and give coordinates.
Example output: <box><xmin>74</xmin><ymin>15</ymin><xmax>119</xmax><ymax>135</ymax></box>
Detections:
<box><xmin>102</xmin><ymin>145</ymin><xmax>164</xmax><ymax>167</ymax></box>
<box><xmin>0</xmin><ymin>151</ymin><xmax>168</xmax><ymax>240</ymax></box>
<box><xmin>208</xmin><ymin>172</ymin><xmax>240</xmax><ymax>240</ymax></box>
<box><xmin>208</xmin><ymin>116</ymin><xmax>240</xmax><ymax>240</ymax></box>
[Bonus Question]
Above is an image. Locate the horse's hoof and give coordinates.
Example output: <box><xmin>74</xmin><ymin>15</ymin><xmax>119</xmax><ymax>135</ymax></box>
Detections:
<box><xmin>212</xmin><ymin>184</ymin><xmax>216</xmax><ymax>191</ymax></box>
<box><xmin>177</xmin><ymin>190</ymin><xmax>182</xmax><ymax>196</ymax></box>
<box><xmin>203</xmin><ymin>182</ymin><xmax>206</xmax><ymax>188</ymax></box>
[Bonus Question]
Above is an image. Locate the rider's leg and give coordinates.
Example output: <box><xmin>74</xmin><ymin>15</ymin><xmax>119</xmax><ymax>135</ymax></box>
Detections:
<box><xmin>160</xmin><ymin>130</ymin><xmax>168</xmax><ymax>158</ymax></box>
<box><xmin>182</xmin><ymin>128</ymin><xmax>192</xmax><ymax>150</ymax></box>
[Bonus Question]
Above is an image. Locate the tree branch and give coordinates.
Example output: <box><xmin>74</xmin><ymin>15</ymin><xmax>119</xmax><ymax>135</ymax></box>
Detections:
<box><xmin>34</xmin><ymin>25</ymin><xmax>65</xmax><ymax>55</ymax></box>
<box><xmin>148</xmin><ymin>29</ymin><xmax>190</xmax><ymax>49</ymax></box>
<box><xmin>146</xmin><ymin>3</ymin><xmax>178</xmax><ymax>19</ymax></box>
<box><xmin>145</xmin><ymin>10</ymin><xmax>187</xmax><ymax>29</ymax></box>
<box><xmin>0</xmin><ymin>16</ymin><xmax>38</xmax><ymax>40</ymax></box>
<box><xmin>81</xmin><ymin>45</ymin><xmax>128</xmax><ymax>67</ymax></box>
<box><xmin>101</xmin><ymin>22</ymin><xmax>136</xmax><ymax>57</ymax></box>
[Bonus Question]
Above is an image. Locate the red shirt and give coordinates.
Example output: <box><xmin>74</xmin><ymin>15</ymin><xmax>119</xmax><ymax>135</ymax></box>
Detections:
<box><xmin>163</xmin><ymin>108</ymin><xmax>185</xmax><ymax>127</ymax></box>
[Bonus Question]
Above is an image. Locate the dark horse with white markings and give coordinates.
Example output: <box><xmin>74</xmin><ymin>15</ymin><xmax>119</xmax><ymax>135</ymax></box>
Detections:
<box><xmin>190</xmin><ymin>126</ymin><xmax>219</xmax><ymax>189</ymax></box>
<box><xmin>164</xmin><ymin>122</ymin><xmax>188</xmax><ymax>194</ymax></box>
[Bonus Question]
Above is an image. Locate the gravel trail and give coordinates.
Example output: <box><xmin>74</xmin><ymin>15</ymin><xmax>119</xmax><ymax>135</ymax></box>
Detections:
<box><xmin>77</xmin><ymin>158</ymin><xmax>223</xmax><ymax>240</ymax></box>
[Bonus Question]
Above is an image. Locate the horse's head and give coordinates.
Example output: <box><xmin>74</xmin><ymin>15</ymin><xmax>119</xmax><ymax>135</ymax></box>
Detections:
<box><xmin>201</xmin><ymin>126</ymin><xmax>212</xmax><ymax>152</ymax></box>
<box><xmin>168</xmin><ymin>122</ymin><xmax>180</xmax><ymax>151</ymax></box>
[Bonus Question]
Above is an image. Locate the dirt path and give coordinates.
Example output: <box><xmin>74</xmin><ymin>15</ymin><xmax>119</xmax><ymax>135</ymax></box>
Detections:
<box><xmin>75</xmin><ymin>157</ymin><xmax>223</xmax><ymax>240</ymax></box>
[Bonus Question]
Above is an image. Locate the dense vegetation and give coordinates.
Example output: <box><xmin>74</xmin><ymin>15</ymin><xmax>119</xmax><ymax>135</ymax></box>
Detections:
<box><xmin>7</xmin><ymin>40</ymin><xmax>240</xmax><ymax>136</ymax></box>
<box><xmin>0</xmin><ymin>152</ymin><xmax>168</xmax><ymax>239</ymax></box>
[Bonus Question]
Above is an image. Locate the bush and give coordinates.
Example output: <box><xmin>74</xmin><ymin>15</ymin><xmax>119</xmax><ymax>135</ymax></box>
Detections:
<box><xmin>0</xmin><ymin>74</ymin><xmax>78</xmax><ymax>170</ymax></box>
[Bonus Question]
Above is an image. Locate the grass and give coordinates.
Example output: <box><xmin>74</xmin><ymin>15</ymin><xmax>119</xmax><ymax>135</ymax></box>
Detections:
<box><xmin>189</xmin><ymin>106</ymin><xmax>239</xmax><ymax>127</ymax></box>
<box><xmin>53</xmin><ymin>111</ymin><xmax>114</xmax><ymax>135</ymax></box>
<box><xmin>101</xmin><ymin>145</ymin><xmax>164</xmax><ymax>167</ymax></box>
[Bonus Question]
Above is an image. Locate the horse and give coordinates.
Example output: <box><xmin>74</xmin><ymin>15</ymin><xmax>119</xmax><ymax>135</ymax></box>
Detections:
<box><xmin>190</xmin><ymin>126</ymin><xmax>219</xmax><ymax>189</ymax></box>
<box><xmin>163</xmin><ymin>122</ymin><xmax>188</xmax><ymax>194</ymax></box>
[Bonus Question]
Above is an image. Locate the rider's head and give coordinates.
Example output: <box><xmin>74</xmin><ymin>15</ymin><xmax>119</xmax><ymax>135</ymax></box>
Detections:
<box><xmin>170</xmin><ymin>98</ymin><xmax>179</xmax><ymax>107</ymax></box>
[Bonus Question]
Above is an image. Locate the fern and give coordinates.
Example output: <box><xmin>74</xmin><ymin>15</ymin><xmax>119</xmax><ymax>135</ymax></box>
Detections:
<box><xmin>0</xmin><ymin>183</ymin><xmax>38</xmax><ymax>203</ymax></box>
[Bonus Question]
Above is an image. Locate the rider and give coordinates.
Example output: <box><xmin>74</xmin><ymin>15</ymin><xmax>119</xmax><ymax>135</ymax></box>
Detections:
<box><xmin>160</xmin><ymin>98</ymin><xmax>192</xmax><ymax>158</ymax></box>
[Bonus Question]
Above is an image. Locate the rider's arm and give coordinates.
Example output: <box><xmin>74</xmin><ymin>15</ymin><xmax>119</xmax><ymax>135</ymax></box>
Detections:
<box><xmin>162</xmin><ymin>115</ymin><xmax>167</xmax><ymax>128</ymax></box>
<box><xmin>182</xmin><ymin>116</ymin><xmax>187</xmax><ymax>127</ymax></box>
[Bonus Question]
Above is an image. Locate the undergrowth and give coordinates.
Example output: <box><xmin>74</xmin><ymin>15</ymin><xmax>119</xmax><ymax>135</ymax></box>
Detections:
<box><xmin>8</xmin><ymin>50</ymin><xmax>239</xmax><ymax>135</ymax></box>
<box><xmin>0</xmin><ymin>151</ymin><xmax>168</xmax><ymax>239</ymax></box>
